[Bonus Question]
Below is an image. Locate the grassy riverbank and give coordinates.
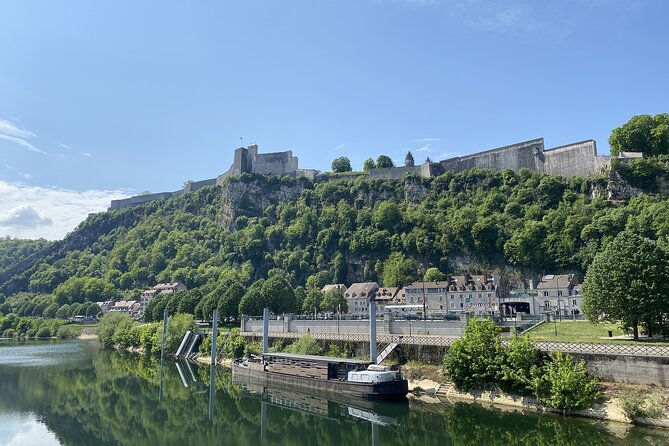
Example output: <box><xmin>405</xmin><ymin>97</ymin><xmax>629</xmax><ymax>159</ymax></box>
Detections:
<box><xmin>525</xmin><ymin>320</ymin><xmax>669</xmax><ymax>345</ymax></box>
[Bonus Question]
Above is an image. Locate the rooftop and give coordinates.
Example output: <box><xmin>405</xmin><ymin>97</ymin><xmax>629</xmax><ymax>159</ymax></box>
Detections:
<box><xmin>262</xmin><ymin>352</ymin><xmax>372</xmax><ymax>365</ymax></box>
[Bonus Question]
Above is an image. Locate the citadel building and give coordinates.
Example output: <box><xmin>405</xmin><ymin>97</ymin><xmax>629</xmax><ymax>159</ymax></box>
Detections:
<box><xmin>109</xmin><ymin>137</ymin><xmax>637</xmax><ymax>211</ymax></box>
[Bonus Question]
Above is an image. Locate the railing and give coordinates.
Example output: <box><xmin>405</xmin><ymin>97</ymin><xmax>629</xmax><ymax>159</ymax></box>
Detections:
<box><xmin>239</xmin><ymin>331</ymin><xmax>669</xmax><ymax>358</ymax></box>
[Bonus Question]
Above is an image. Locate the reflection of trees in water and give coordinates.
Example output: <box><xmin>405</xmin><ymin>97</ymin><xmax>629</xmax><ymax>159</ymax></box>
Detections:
<box><xmin>1</xmin><ymin>348</ymin><xmax>668</xmax><ymax>446</ymax></box>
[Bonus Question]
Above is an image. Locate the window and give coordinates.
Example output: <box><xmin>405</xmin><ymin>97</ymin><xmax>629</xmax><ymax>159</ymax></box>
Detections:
<box><xmin>451</xmin><ymin>295</ymin><xmax>455</xmax><ymax>299</ymax></box>
<box><xmin>558</xmin><ymin>291</ymin><xmax>563</xmax><ymax>297</ymax></box>
<box><xmin>573</xmin><ymin>299</ymin><xmax>577</xmax><ymax>306</ymax></box>
<box><xmin>450</xmin><ymin>303</ymin><xmax>454</xmax><ymax>308</ymax></box>
<box><xmin>478</xmin><ymin>294</ymin><xmax>482</xmax><ymax>299</ymax></box>
<box><xmin>543</xmin><ymin>291</ymin><xmax>549</xmax><ymax>297</ymax></box>
<box><xmin>439</xmin><ymin>296</ymin><xmax>443</xmax><ymax>302</ymax></box>
<box><xmin>487</xmin><ymin>293</ymin><xmax>492</xmax><ymax>298</ymax></box>
<box><xmin>544</xmin><ymin>301</ymin><xmax>550</xmax><ymax>310</ymax></box>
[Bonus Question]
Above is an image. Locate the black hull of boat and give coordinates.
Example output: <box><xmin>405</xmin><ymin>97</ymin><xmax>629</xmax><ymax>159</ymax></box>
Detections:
<box><xmin>231</xmin><ymin>363</ymin><xmax>409</xmax><ymax>400</ymax></box>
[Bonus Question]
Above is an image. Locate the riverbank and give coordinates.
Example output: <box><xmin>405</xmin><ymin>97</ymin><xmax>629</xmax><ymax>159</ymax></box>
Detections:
<box><xmin>401</xmin><ymin>362</ymin><xmax>669</xmax><ymax>428</ymax></box>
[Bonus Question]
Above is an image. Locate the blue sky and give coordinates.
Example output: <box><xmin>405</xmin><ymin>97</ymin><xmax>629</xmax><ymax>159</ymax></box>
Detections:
<box><xmin>1</xmin><ymin>0</ymin><xmax>668</xmax><ymax>239</ymax></box>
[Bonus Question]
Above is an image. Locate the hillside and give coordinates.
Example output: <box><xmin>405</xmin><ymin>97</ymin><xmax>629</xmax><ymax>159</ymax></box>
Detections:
<box><xmin>2</xmin><ymin>162</ymin><xmax>669</xmax><ymax>319</ymax></box>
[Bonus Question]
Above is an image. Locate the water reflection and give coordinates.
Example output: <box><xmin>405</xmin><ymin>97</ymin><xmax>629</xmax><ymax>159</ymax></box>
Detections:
<box><xmin>0</xmin><ymin>341</ymin><xmax>667</xmax><ymax>446</ymax></box>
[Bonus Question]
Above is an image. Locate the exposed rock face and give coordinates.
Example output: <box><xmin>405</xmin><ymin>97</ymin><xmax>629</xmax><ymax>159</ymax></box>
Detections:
<box><xmin>607</xmin><ymin>170</ymin><xmax>641</xmax><ymax>203</ymax></box>
<box><xmin>218</xmin><ymin>177</ymin><xmax>309</xmax><ymax>228</ymax></box>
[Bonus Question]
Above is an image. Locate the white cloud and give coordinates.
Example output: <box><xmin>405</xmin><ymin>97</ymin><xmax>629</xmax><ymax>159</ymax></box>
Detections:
<box><xmin>59</xmin><ymin>143</ymin><xmax>71</xmax><ymax>149</ymax></box>
<box><xmin>0</xmin><ymin>118</ymin><xmax>45</xmax><ymax>154</ymax></box>
<box><xmin>0</xmin><ymin>133</ymin><xmax>46</xmax><ymax>154</ymax></box>
<box><xmin>0</xmin><ymin>205</ymin><xmax>53</xmax><ymax>228</ymax></box>
<box><xmin>19</xmin><ymin>173</ymin><xmax>33</xmax><ymax>180</ymax></box>
<box><xmin>81</xmin><ymin>152</ymin><xmax>92</xmax><ymax>157</ymax></box>
<box><xmin>416</xmin><ymin>146</ymin><xmax>431</xmax><ymax>152</ymax></box>
<box><xmin>413</xmin><ymin>138</ymin><xmax>440</xmax><ymax>143</ymax></box>
<box><xmin>0</xmin><ymin>118</ymin><xmax>36</xmax><ymax>139</ymax></box>
<box><xmin>0</xmin><ymin>181</ymin><xmax>130</xmax><ymax>240</ymax></box>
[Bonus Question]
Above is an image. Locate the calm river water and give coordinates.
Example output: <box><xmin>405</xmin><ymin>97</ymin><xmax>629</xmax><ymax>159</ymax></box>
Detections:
<box><xmin>0</xmin><ymin>340</ymin><xmax>667</xmax><ymax>446</ymax></box>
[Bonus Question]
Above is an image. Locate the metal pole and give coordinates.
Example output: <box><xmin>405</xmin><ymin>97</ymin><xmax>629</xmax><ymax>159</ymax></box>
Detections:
<box><xmin>208</xmin><ymin>364</ymin><xmax>215</xmax><ymax>422</ymax></box>
<box><xmin>160</xmin><ymin>310</ymin><xmax>168</xmax><ymax>360</ymax></box>
<box><xmin>262</xmin><ymin>307</ymin><xmax>269</xmax><ymax>354</ymax></box>
<box><xmin>422</xmin><ymin>280</ymin><xmax>427</xmax><ymax>321</ymax></box>
<box><xmin>210</xmin><ymin>309</ymin><xmax>218</xmax><ymax>364</ymax></box>
<box><xmin>369</xmin><ymin>299</ymin><xmax>377</xmax><ymax>363</ymax></box>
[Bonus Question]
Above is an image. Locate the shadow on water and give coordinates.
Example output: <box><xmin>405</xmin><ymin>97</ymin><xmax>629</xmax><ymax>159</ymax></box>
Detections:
<box><xmin>0</xmin><ymin>340</ymin><xmax>668</xmax><ymax>446</ymax></box>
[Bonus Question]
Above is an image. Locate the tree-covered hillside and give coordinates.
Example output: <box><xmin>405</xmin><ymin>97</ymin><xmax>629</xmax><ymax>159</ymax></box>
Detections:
<box><xmin>2</xmin><ymin>158</ymin><xmax>669</xmax><ymax>319</ymax></box>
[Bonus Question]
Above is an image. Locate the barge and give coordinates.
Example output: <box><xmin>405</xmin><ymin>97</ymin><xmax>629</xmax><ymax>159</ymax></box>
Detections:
<box><xmin>232</xmin><ymin>352</ymin><xmax>408</xmax><ymax>399</ymax></box>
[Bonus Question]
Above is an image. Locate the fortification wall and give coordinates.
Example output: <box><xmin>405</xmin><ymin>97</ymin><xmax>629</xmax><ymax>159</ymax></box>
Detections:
<box><xmin>368</xmin><ymin>165</ymin><xmax>423</xmax><ymax>180</ymax></box>
<box><xmin>253</xmin><ymin>150</ymin><xmax>298</xmax><ymax>175</ymax></box>
<box><xmin>109</xmin><ymin>192</ymin><xmax>175</xmax><ymax>210</ymax></box>
<box><xmin>183</xmin><ymin>178</ymin><xmax>217</xmax><ymax>193</ymax></box>
<box><xmin>543</xmin><ymin>140</ymin><xmax>603</xmax><ymax>177</ymax></box>
<box><xmin>440</xmin><ymin>138</ymin><xmax>544</xmax><ymax>174</ymax></box>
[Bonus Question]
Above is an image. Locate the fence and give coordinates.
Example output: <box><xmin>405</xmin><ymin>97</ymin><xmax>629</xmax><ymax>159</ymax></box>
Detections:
<box><xmin>238</xmin><ymin>330</ymin><xmax>669</xmax><ymax>358</ymax></box>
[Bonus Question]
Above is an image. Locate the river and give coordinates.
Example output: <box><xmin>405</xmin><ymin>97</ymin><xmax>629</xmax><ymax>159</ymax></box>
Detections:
<box><xmin>0</xmin><ymin>340</ymin><xmax>666</xmax><ymax>446</ymax></box>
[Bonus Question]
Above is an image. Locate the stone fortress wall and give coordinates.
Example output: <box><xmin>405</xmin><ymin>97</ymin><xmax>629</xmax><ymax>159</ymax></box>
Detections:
<box><xmin>109</xmin><ymin>137</ymin><xmax>621</xmax><ymax>210</ymax></box>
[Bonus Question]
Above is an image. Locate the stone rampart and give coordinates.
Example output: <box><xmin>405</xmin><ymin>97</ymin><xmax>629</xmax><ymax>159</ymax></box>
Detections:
<box><xmin>543</xmin><ymin>140</ymin><xmax>607</xmax><ymax>177</ymax></box>
<box><xmin>439</xmin><ymin>138</ymin><xmax>544</xmax><ymax>173</ymax></box>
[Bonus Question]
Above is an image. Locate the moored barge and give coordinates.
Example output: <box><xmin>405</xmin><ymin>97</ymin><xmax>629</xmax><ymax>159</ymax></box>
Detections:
<box><xmin>232</xmin><ymin>352</ymin><xmax>408</xmax><ymax>399</ymax></box>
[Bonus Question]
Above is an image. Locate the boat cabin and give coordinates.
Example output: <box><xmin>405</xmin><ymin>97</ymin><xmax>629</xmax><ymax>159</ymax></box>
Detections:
<box><xmin>262</xmin><ymin>352</ymin><xmax>372</xmax><ymax>381</ymax></box>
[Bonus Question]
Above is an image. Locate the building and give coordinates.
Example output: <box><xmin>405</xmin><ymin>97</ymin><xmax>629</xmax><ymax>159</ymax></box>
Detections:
<box><xmin>344</xmin><ymin>282</ymin><xmax>380</xmax><ymax>317</ymax></box>
<box><xmin>140</xmin><ymin>282</ymin><xmax>188</xmax><ymax>316</ymax></box>
<box><xmin>536</xmin><ymin>274</ymin><xmax>582</xmax><ymax>317</ymax></box>
<box><xmin>403</xmin><ymin>274</ymin><xmax>503</xmax><ymax>317</ymax></box>
<box><xmin>218</xmin><ymin>144</ymin><xmax>319</xmax><ymax>183</ymax></box>
<box><xmin>96</xmin><ymin>301</ymin><xmax>114</xmax><ymax>314</ymax></box>
<box><xmin>321</xmin><ymin>284</ymin><xmax>347</xmax><ymax>296</ymax></box>
<box><xmin>109</xmin><ymin>300</ymin><xmax>142</xmax><ymax>319</ymax></box>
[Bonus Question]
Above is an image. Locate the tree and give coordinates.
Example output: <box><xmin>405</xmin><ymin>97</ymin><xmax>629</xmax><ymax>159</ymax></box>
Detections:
<box><xmin>56</xmin><ymin>304</ymin><xmax>71</xmax><ymax>318</ymax></box>
<box><xmin>362</xmin><ymin>158</ymin><xmax>376</xmax><ymax>172</ymax></box>
<box><xmin>423</xmin><ymin>267</ymin><xmax>446</xmax><ymax>282</ymax></box>
<box><xmin>425</xmin><ymin>156</ymin><xmax>432</xmax><ymax>163</ymax></box>
<box><xmin>98</xmin><ymin>312</ymin><xmax>131</xmax><ymax>347</ymax></box>
<box><xmin>443</xmin><ymin>319</ymin><xmax>505</xmax><ymax>391</ymax></box>
<box><xmin>376</xmin><ymin>155</ymin><xmax>394</xmax><ymax>168</ymax></box>
<box><xmin>320</xmin><ymin>289</ymin><xmax>348</xmax><ymax>314</ymax></box>
<box><xmin>405</xmin><ymin>151</ymin><xmax>415</xmax><ymax>167</ymax></box>
<box><xmin>302</xmin><ymin>288</ymin><xmax>323</xmax><ymax>313</ymax></box>
<box><xmin>609</xmin><ymin>113</ymin><xmax>669</xmax><ymax>157</ymax></box>
<box><xmin>530</xmin><ymin>351</ymin><xmax>601</xmax><ymax>412</ymax></box>
<box><xmin>238</xmin><ymin>280</ymin><xmax>267</xmax><ymax>316</ymax></box>
<box><xmin>218</xmin><ymin>282</ymin><xmax>245</xmax><ymax>320</ymax></box>
<box><xmin>331</xmin><ymin>157</ymin><xmax>352</xmax><ymax>173</ymax></box>
<box><xmin>583</xmin><ymin>231</ymin><xmax>669</xmax><ymax>339</ymax></box>
<box><xmin>382</xmin><ymin>252</ymin><xmax>415</xmax><ymax>287</ymax></box>
<box><xmin>0</xmin><ymin>303</ymin><xmax>11</xmax><ymax>315</ymax></box>
<box><xmin>43</xmin><ymin>303</ymin><xmax>59</xmax><ymax>318</ymax></box>
<box><xmin>262</xmin><ymin>275</ymin><xmax>297</xmax><ymax>314</ymax></box>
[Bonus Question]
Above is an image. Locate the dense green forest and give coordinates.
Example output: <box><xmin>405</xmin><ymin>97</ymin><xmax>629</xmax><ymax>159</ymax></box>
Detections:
<box><xmin>2</xmin><ymin>152</ymin><xmax>669</xmax><ymax>320</ymax></box>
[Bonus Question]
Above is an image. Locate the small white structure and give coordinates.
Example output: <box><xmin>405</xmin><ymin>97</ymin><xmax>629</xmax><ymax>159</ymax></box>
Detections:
<box><xmin>348</xmin><ymin>365</ymin><xmax>401</xmax><ymax>383</ymax></box>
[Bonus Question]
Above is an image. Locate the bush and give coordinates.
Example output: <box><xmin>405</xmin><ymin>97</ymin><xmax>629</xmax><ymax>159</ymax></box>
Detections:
<box><xmin>285</xmin><ymin>334</ymin><xmax>322</xmax><ymax>356</ymax></box>
<box><xmin>223</xmin><ymin>328</ymin><xmax>247</xmax><ymax>359</ymax></box>
<box><xmin>158</xmin><ymin>313</ymin><xmax>196</xmax><ymax>355</ymax></box>
<box><xmin>326</xmin><ymin>344</ymin><xmax>342</xmax><ymax>357</ymax></box>
<box><xmin>112</xmin><ymin>317</ymin><xmax>137</xmax><ymax>347</ymax></box>
<box><xmin>139</xmin><ymin>323</ymin><xmax>159</xmax><ymax>353</ymax></box>
<box><xmin>56</xmin><ymin>325</ymin><xmax>82</xmax><ymax>339</ymax></box>
<box><xmin>618</xmin><ymin>389</ymin><xmax>665</xmax><ymax>420</ymax></box>
<box><xmin>499</xmin><ymin>335</ymin><xmax>542</xmax><ymax>394</ymax></box>
<box><xmin>98</xmin><ymin>313</ymin><xmax>132</xmax><ymax>347</ymax></box>
<box><xmin>245</xmin><ymin>340</ymin><xmax>263</xmax><ymax>356</ymax></box>
<box><xmin>442</xmin><ymin>319</ymin><xmax>504</xmax><ymax>391</ymax></box>
<box><xmin>530</xmin><ymin>351</ymin><xmax>601</xmax><ymax>412</ymax></box>
<box><xmin>3</xmin><ymin>328</ymin><xmax>15</xmax><ymax>338</ymax></box>
<box><xmin>36</xmin><ymin>327</ymin><xmax>51</xmax><ymax>338</ymax></box>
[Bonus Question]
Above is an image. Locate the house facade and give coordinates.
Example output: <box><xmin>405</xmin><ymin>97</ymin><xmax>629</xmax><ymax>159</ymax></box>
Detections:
<box><xmin>535</xmin><ymin>274</ymin><xmax>582</xmax><ymax>317</ymax></box>
<box><xmin>403</xmin><ymin>274</ymin><xmax>503</xmax><ymax>317</ymax></box>
<box><xmin>343</xmin><ymin>282</ymin><xmax>380</xmax><ymax>317</ymax></box>
<box><xmin>140</xmin><ymin>282</ymin><xmax>187</xmax><ymax>316</ymax></box>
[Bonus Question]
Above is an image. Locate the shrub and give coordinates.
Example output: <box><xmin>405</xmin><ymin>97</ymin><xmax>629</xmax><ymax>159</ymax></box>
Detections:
<box><xmin>326</xmin><ymin>344</ymin><xmax>342</xmax><ymax>357</ymax></box>
<box><xmin>223</xmin><ymin>328</ymin><xmax>247</xmax><ymax>359</ymax></box>
<box><xmin>139</xmin><ymin>323</ymin><xmax>159</xmax><ymax>353</ymax></box>
<box><xmin>245</xmin><ymin>340</ymin><xmax>263</xmax><ymax>356</ymax></box>
<box><xmin>158</xmin><ymin>313</ymin><xmax>196</xmax><ymax>355</ymax></box>
<box><xmin>499</xmin><ymin>335</ymin><xmax>542</xmax><ymax>394</ymax></box>
<box><xmin>112</xmin><ymin>317</ymin><xmax>137</xmax><ymax>347</ymax></box>
<box><xmin>285</xmin><ymin>334</ymin><xmax>322</xmax><ymax>356</ymax></box>
<box><xmin>56</xmin><ymin>325</ymin><xmax>82</xmax><ymax>339</ymax></box>
<box><xmin>530</xmin><ymin>351</ymin><xmax>601</xmax><ymax>412</ymax></box>
<box><xmin>618</xmin><ymin>389</ymin><xmax>665</xmax><ymax>421</ymax></box>
<box><xmin>3</xmin><ymin>328</ymin><xmax>15</xmax><ymax>338</ymax></box>
<box><xmin>442</xmin><ymin>319</ymin><xmax>505</xmax><ymax>391</ymax></box>
<box><xmin>36</xmin><ymin>327</ymin><xmax>51</xmax><ymax>338</ymax></box>
<box><xmin>98</xmin><ymin>313</ymin><xmax>132</xmax><ymax>347</ymax></box>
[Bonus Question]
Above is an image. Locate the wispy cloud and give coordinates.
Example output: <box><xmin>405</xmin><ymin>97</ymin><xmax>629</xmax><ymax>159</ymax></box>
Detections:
<box><xmin>0</xmin><ymin>118</ymin><xmax>45</xmax><ymax>154</ymax></box>
<box><xmin>81</xmin><ymin>152</ymin><xmax>92</xmax><ymax>157</ymax></box>
<box><xmin>59</xmin><ymin>143</ymin><xmax>71</xmax><ymax>149</ymax></box>
<box><xmin>0</xmin><ymin>133</ymin><xmax>46</xmax><ymax>154</ymax></box>
<box><xmin>416</xmin><ymin>146</ymin><xmax>431</xmax><ymax>152</ymax></box>
<box><xmin>413</xmin><ymin>138</ymin><xmax>440</xmax><ymax>143</ymax></box>
<box><xmin>0</xmin><ymin>181</ymin><xmax>130</xmax><ymax>240</ymax></box>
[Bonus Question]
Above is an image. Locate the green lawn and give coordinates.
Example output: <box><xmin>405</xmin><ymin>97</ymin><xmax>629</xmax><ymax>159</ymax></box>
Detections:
<box><xmin>524</xmin><ymin>320</ymin><xmax>669</xmax><ymax>345</ymax></box>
